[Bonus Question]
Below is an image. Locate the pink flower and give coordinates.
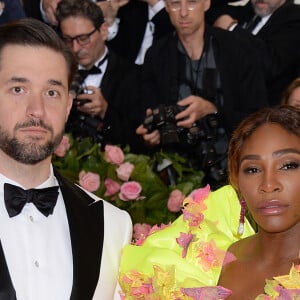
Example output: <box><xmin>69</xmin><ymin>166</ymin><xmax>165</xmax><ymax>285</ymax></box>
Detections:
<box><xmin>183</xmin><ymin>210</ymin><xmax>204</xmax><ymax>227</ymax></box>
<box><xmin>119</xmin><ymin>181</ymin><xmax>142</xmax><ymax>201</ymax></box>
<box><xmin>167</xmin><ymin>189</ymin><xmax>185</xmax><ymax>212</ymax></box>
<box><xmin>116</xmin><ymin>162</ymin><xmax>134</xmax><ymax>181</ymax></box>
<box><xmin>176</xmin><ymin>232</ymin><xmax>193</xmax><ymax>258</ymax></box>
<box><xmin>79</xmin><ymin>170</ymin><xmax>100</xmax><ymax>192</ymax></box>
<box><xmin>133</xmin><ymin>223</ymin><xmax>152</xmax><ymax>244</ymax></box>
<box><xmin>148</xmin><ymin>222</ymin><xmax>171</xmax><ymax>236</ymax></box>
<box><xmin>104</xmin><ymin>178</ymin><xmax>120</xmax><ymax>197</ymax></box>
<box><xmin>189</xmin><ymin>184</ymin><xmax>210</xmax><ymax>203</ymax></box>
<box><xmin>54</xmin><ymin>135</ymin><xmax>70</xmax><ymax>157</ymax></box>
<box><xmin>104</xmin><ymin>145</ymin><xmax>124</xmax><ymax>165</ymax></box>
<box><xmin>197</xmin><ymin>240</ymin><xmax>225</xmax><ymax>272</ymax></box>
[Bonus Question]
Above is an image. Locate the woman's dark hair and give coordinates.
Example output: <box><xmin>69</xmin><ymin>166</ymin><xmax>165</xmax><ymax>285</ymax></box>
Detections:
<box><xmin>228</xmin><ymin>105</ymin><xmax>300</xmax><ymax>191</ymax></box>
<box><xmin>281</xmin><ymin>77</ymin><xmax>300</xmax><ymax>105</ymax></box>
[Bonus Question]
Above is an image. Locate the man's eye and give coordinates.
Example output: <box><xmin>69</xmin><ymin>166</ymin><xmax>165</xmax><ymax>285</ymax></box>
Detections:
<box><xmin>47</xmin><ymin>90</ymin><xmax>59</xmax><ymax>97</ymax></box>
<box><xmin>78</xmin><ymin>35</ymin><xmax>89</xmax><ymax>43</ymax></box>
<box><xmin>12</xmin><ymin>86</ymin><xmax>24</xmax><ymax>94</ymax></box>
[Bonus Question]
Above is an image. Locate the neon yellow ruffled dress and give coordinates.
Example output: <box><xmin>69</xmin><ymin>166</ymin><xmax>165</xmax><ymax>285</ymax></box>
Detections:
<box><xmin>118</xmin><ymin>185</ymin><xmax>255</xmax><ymax>299</ymax></box>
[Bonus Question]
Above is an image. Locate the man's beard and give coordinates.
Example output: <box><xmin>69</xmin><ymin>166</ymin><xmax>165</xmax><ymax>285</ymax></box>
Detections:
<box><xmin>252</xmin><ymin>0</ymin><xmax>283</xmax><ymax>17</ymax></box>
<box><xmin>0</xmin><ymin>119</ymin><xmax>64</xmax><ymax>165</ymax></box>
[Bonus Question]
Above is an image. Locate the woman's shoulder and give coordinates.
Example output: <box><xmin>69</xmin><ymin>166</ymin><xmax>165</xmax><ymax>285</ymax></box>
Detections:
<box><xmin>226</xmin><ymin>234</ymin><xmax>257</xmax><ymax>259</ymax></box>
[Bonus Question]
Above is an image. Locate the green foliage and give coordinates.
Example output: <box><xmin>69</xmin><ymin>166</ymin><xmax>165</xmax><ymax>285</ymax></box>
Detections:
<box><xmin>52</xmin><ymin>136</ymin><xmax>205</xmax><ymax>225</ymax></box>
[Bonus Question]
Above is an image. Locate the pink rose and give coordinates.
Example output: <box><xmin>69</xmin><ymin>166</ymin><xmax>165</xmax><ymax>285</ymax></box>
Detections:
<box><xmin>54</xmin><ymin>135</ymin><xmax>70</xmax><ymax>157</ymax></box>
<box><xmin>116</xmin><ymin>162</ymin><xmax>134</xmax><ymax>181</ymax></box>
<box><xmin>104</xmin><ymin>178</ymin><xmax>120</xmax><ymax>197</ymax></box>
<box><xmin>167</xmin><ymin>189</ymin><xmax>185</xmax><ymax>212</ymax></box>
<box><xmin>104</xmin><ymin>145</ymin><xmax>124</xmax><ymax>165</ymax></box>
<box><xmin>133</xmin><ymin>223</ymin><xmax>152</xmax><ymax>241</ymax></box>
<box><xmin>119</xmin><ymin>181</ymin><xmax>142</xmax><ymax>201</ymax></box>
<box><xmin>79</xmin><ymin>170</ymin><xmax>100</xmax><ymax>192</ymax></box>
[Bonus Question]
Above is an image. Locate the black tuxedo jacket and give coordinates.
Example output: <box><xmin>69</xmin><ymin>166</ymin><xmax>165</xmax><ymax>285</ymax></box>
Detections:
<box><xmin>107</xmin><ymin>0</ymin><xmax>174</xmax><ymax>64</ymax></box>
<box><xmin>141</xmin><ymin>26</ymin><xmax>268</xmax><ymax>135</ymax></box>
<box><xmin>22</xmin><ymin>0</ymin><xmax>43</xmax><ymax>21</ymax></box>
<box><xmin>100</xmin><ymin>49</ymin><xmax>145</xmax><ymax>151</ymax></box>
<box><xmin>68</xmin><ymin>49</ymin><xmax>144</xmax><ymax>152</ymax></box>
<box><xmin>0</xmin><ymin>172</ymin><xmax>104</xmax><ymax>300</ymax></box>
<box><xmin>0</xmin><ymin>0</ymin><xmax>26</xmax><ymax>25</ymax></box>
<box><xmin>211</xmin><ymin>0</ymin><xmax>300</xmax><ymax>105</ymax></box>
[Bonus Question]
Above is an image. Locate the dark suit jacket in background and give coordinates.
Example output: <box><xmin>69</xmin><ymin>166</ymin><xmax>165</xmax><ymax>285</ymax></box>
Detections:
<box><xmin>67</xmin><ymin>49</ymin><xmax>144</xmax><ymax>152</ymax></box>
<box><xmin>0</xmin><ymin>0</ymin><xmax>25</xmax><ymax>25</ymax></box>
<box><xmin>207</xmin><ymin>0</ymin><xmax>300</xmax><ymax>105</ymax></box>
<box><xmin>141</xmin><ymin>26</ymin><xmax>268</xmax><ymax>135</ymax></box>
<box><xmin>22</xmin><ymin>0</ymin><xmax>43</xmax><ymax>21</ymax></box>
<box><xmin>107</xmin><ymin>0</ymin><xmax>174</xmax><ymax>64</ymax></box>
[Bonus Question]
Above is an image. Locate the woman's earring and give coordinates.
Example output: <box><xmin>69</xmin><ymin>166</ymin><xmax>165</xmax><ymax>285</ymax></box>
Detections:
<box><xmin>238</xmin><ymin>198</ymin><xmax>246</xmax><ymax>236</ymax></box>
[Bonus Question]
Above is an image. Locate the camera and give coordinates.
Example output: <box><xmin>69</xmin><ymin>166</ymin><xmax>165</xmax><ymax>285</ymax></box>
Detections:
<box><xmin>143</xmin><ymin>105</ymin><xmax>228</xmax><ymax>188</ymax></box>
<box><xmin>70</xmin><ymin>74</ymin><xmax>92</xmax><ymax>106</ymax></box>
<box><xmin>66</xmin><ymin>74</ymin><xmax>106</xmax><ymax>144</ymax></box>
<box><xmin>143</xmin><ymin>104</ymin><xmax>185</xmax><ymax>145</ymax></box>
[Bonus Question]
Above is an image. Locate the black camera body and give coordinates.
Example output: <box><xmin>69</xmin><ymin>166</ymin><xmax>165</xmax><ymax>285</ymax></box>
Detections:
<box><xmin>143</xmin><ymin>104</ymin><xmax>185</xmax><ymax>145</ymax></box>
<box><xmin>66</xmin><ymin>74</ymin><xmax>105</xmax><ymax>144</ymax></box>
<box><xmin>143</xmin><ymin>104</ymin><xmax>228</xmax><ymax>188</ymax></box>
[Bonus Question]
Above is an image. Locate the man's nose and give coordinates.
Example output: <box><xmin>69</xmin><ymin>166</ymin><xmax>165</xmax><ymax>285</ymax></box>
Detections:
<box><xmin>26</xmin><ymin>93</ymin><xmax>45</xmax><ymax>119</ymax></box>
<box><xmin>71</xmin><ymin>39</ymin><xmax>82</xmax><ymax>53</ymax></box>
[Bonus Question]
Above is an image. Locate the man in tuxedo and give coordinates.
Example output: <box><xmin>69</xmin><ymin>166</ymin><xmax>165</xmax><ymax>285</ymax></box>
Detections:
<box><xmin>104</xmin><ymin>0</ymin><xmax>174</xmax><ymax>65</ymax></box>
<box><xmin>56</xmin><ymin>0</ymin><xmax>144</xmax><ymax>151</ymax></box>
<box><xmin>136</xmin><ymin>0</ymin><xmax>268</xmax><ymax>188</ymax></box>
<box><xmin>0</xmin><ymin>18</ymin><xmax>132</xmax><ymax>299</ymax></box>
<box><xmin>40</xmin><ymin>0</ymin><xmax>173</xmax><ymax>65</ymax></box>
<box><xmin>213</xmin><ymin>0</ymin><xmax>300</xmax><ymax>106</ymax></box>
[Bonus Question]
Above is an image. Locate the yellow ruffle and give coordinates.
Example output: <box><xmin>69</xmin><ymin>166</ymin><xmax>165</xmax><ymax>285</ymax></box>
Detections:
<box><xmin>119</xmin><ymin>185</ymin><xmax>255</xmax><ymax>298</ymax></box>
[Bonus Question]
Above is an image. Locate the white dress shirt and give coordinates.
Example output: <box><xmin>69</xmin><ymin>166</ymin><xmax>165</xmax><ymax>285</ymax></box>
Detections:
<box><xmin>79</xmin><ymin>47</ymin><xmax>109</xmax><ymax>89</ymax></box>
<box><xmin>252</xmin><ymin>14</ymin><xmax>271</xmax><ymax>35</ymax></box>
<box><xmin>135</xmin><ymin>0</ymin><xmax>165</xmax><ymax>65</ymax></box>
<box><xmin>0</xmin><ymin>166</ymin><xmax>73</xmax><ymax>300</ymax></box>
<box><xmin>107</xmin><ymin>1</ymin><xmax>165</xmax><ymax>65</ymax></box>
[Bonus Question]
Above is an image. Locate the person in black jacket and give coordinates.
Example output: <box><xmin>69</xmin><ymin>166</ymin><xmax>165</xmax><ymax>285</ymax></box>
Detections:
<box><xmin>105</xmin><ymin>0</ymin><xmax>174</xmax><ymax>65</ymax></box>
<box><xmin>56</xmin><ymin>0</ymin><xmax>144</xmax><ymax>151</ymax></box>
<box><xmin>136</xmin><ymin>0</ymin><xmax>268</xmax><ymax>188</ymax></box>
<box><xmin>213</xmin><ymin>0</ymin><xmax>300</xmax><ymax>106</ymax></box>
<box><xmin>0</xmin><ymin>0</ymin><xmax>25</xmax><ymax>25</ymax></box>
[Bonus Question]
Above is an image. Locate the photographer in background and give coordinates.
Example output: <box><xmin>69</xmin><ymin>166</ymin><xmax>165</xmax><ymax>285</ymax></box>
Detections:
<box><xmin>136</xmin><ymin>0</ymin><xmax>268</xmax><ymax>188</ymax></box>
<box><xmin>56</xmin><ymin>0</ymin><xmax>143</xmax><ymax>151</ymax></box>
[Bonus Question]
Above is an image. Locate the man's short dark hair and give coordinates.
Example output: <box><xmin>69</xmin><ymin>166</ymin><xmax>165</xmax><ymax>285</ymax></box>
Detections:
<box><xmin>0</xmin><ymin>18</ymin><xmax>77</xmax><ymax>87</ymax></box>
<box><xmin>56</xmin><ymin>0</ymin><xmax>105</xmax><ymax>29</ymax></box>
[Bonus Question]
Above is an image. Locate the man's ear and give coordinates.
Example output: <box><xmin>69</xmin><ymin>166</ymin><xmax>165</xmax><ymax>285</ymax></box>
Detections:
<box><xmin>65</xmin><ymin>93</ymin><xmax>73</xmax><ymax>121</ymax></box>
<box><xmin>204</xmin><ymin>0</ymin><xmax>211</xmax><ymax>12</ymax></box>
<box><xmin>100</xmin><ymin>22</ymin><xmax>109</xmax><ymax>41</ymax></box>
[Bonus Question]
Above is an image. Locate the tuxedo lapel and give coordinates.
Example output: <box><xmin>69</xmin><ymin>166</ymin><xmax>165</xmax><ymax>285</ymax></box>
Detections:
<box><xmin>54</xmin><ymin>171</ymin><xmax>104</xmax><ymax>300</ymax></box>
<box><xmin>0</xmin><ymin>241</ymin><xmax>16</xmax><ymax>300</ymax></box>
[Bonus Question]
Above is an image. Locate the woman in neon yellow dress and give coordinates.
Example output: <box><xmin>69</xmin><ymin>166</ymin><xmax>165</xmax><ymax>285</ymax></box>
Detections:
<box><xmin>118</xmin><ymin>105</ymin><xmax>300</xmax><ymax>300</ymax></box>
<box><xmin>218</xmin><ymin>105</ymin><xmax>300</xmax><ymax>299</ymax></box>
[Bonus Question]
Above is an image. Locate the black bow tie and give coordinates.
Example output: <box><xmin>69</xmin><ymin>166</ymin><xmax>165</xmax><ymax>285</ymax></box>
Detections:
<box><xmin>78</xmin><ymin>53</ymin><xmax>109</xmax><ymax>81</ymax></box>
<box><xmin>78</xmin><ymin>65</ymin><xmax>102</xmax><ymax>81</ymax></box>
<box><xmin>4</xmin><ymin>183</ymin><xmax>59</xmax><ymax>218</ymax></box>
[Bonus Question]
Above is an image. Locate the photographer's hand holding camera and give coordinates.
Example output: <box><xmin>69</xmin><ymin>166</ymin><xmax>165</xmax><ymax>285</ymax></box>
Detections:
<box><xmin>56</xmin><ymin>0</ymin><xmax>144</xmax><ymax>151</ymax></box>
<box><xmin>76</xmin><ymin>85</ymin><xmax>108</xmax><ymax>119</ymax></box>
<box><xmin>137</xmin><ymin>96</ymin><xmax>217</xmax><ymax>146</ymax></box>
